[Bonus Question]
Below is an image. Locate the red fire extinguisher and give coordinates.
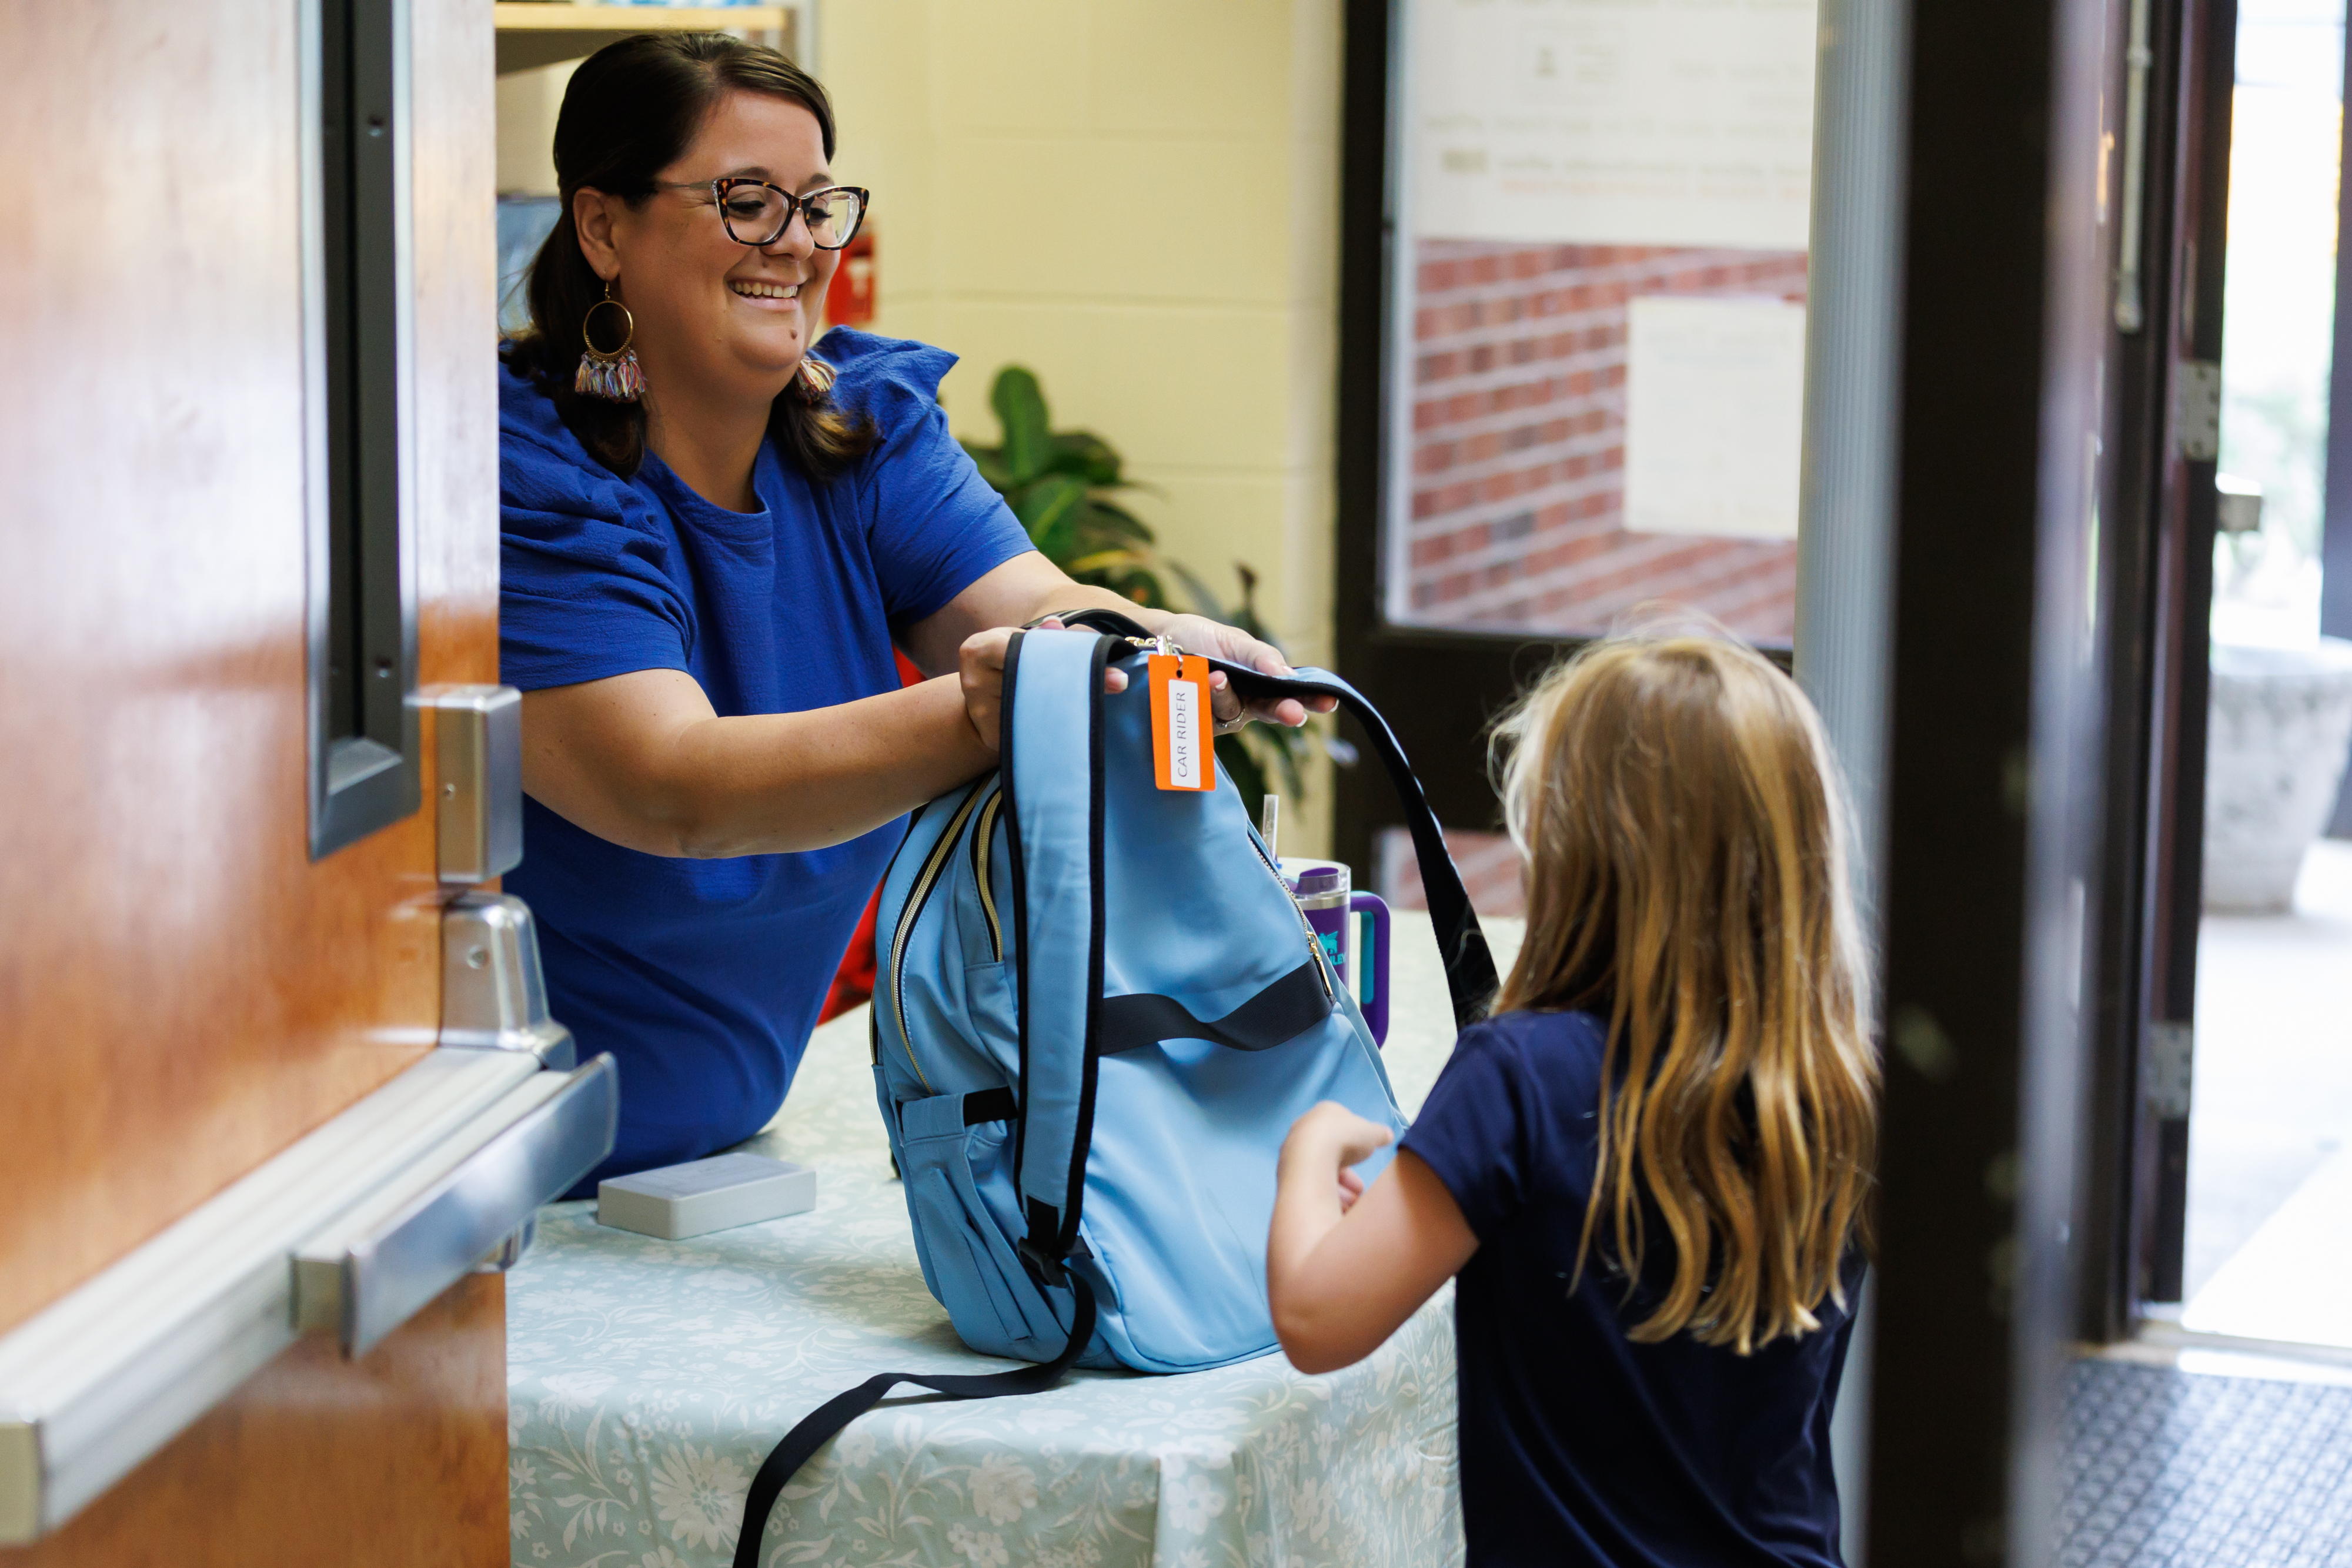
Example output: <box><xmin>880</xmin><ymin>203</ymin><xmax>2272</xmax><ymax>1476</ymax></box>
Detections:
<box><xmin>824</xmin><ymin>226</ymin><xmax>877</xmax><ymax>329</ymax></box>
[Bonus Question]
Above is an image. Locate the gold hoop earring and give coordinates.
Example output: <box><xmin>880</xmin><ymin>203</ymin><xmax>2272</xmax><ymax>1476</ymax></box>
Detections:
<box><xmin>575</xmin><ymin>280</ymin><xmax>644</xmax><ymax>402</ymax></box>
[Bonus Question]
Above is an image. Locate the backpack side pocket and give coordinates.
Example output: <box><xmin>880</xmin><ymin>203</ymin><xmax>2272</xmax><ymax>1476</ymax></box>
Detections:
<box><xmin>897</xmin><ymin>1091</ymin><xmax>1066</xmax><ymax>1359</ymax></box>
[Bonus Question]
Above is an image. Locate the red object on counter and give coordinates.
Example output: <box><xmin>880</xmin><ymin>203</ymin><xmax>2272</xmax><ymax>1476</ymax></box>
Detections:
<box><xmin>824</xmin><ymin>228</ymin><xmax>877</xmax><ymax>328</ymax></box>
<box><xmin>817</xmin><ymin>648</ymin><xmax>922</xmax><ymax>1022</ymax></box>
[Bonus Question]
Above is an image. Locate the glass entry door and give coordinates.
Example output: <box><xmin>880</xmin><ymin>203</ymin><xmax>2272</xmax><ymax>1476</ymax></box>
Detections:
<box><xmin>1334</xmin><ymin>0</ymin><xmax>1820</xmax><ymax>891</ymax></box>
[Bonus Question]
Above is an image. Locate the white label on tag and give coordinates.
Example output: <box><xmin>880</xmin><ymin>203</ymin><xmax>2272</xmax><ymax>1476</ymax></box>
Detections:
<box><xmin>1167</xmin><ymin>678</ymin><xmax>1203</xmax><ymax>788</ymax></box>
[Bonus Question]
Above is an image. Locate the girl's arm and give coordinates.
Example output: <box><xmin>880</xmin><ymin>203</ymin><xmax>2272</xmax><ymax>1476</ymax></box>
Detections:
<box><xmin>1267</xmin><ymin>1102</ymin><xmax>1481</xmax><ymax>1375</ymax></box>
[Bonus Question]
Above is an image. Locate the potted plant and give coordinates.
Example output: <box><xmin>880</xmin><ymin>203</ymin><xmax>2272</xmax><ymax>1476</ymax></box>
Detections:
<box><xmin>961</xmin><ymin>365</ymin><xmax>1337</xmax><ymax>825</ymax></box>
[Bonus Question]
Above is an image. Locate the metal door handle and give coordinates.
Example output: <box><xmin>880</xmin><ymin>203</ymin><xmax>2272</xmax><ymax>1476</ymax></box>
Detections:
<box><xmin>441</xmin><ymin>891</ymin><xmax>576</xmax><ymax>1068</ymax></box>
<box><xmin>0</xmin><ymin>1049</ymin><xmax>615</xmax><ymax>1544</ymax></box>
<box><xmin>294</xmin><ymin>1055</ymin><xmax>615</xmax><ymax>1356</ymax></box>
<box><xmin>427</xmin><ymin>685</ymin><xmax>523</xmax><ymax>885</ymax></box>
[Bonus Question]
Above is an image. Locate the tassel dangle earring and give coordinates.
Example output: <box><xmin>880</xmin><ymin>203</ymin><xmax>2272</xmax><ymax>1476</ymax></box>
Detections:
<box><xmin>574</xmin><ymin>281</ymin><xmax>644</xmax><ymax>402</ymax></box>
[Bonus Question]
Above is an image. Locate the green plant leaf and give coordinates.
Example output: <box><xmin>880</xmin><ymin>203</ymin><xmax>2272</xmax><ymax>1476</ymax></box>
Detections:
<box><xmin>1080</xmin><ymin>499</ymin><xmax>1155</xmax><ymax>547</ymax></box>
<box><xmin>1044</xmin><ymin>430</ymin><xmax>1124</xmax><ymax>487</ymax></box>
<box><xmin>965</xmin><ymin>362</ymin><xmax>1301</xmax><ymax>800</ymax></box>
<box><xmin>1262</xmin><ymin>722</ymin><xmax>1309</xmax><ymax>800</ymax></box>
<box><xmin>990</xmin><ymin>366</ymin><xmax>1053</xmax><ymax>484</ymax></box>
<box><xmin>1064</xmin><ymin>547</ymin><xmax>1146</xmax><ymax>576</ymax></box>
<box><xmin>1168</xmin><ymin>561</ymin><xmax>1232</xmax><ymax>626</ymax></box>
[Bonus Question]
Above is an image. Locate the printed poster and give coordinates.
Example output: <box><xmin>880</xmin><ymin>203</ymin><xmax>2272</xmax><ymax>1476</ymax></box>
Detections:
<box><xmin>1409</xmin><ymin>0</ymin><xmax>1819</xmax><ymax>249</ymax></box>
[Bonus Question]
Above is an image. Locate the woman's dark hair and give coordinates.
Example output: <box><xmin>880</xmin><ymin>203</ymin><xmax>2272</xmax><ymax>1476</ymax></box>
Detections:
<box><xmin>506</xmin><ymin>32</ymin><xmax>875</xmax><ymax>481</ymax></box>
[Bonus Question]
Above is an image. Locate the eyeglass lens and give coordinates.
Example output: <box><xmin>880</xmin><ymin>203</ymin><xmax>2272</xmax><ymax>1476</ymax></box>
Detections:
<box><xmin>717</xmin><ymin>185</ymin><xmax>865</xmax><ymax>250</ymax></box>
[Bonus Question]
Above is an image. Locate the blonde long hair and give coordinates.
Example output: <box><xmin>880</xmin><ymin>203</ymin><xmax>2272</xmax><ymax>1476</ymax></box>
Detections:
<box><xmin>1489</xmin><ymin>629</ymin><xmax>1879</xmax><ymax>1353</ymax></box>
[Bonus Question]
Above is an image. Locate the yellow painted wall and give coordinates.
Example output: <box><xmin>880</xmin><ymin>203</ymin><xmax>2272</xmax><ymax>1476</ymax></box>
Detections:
<box><xmin>820</xmin><ymin>0</ymin><xmax>1344</xmax><ymax>853</ymax></box>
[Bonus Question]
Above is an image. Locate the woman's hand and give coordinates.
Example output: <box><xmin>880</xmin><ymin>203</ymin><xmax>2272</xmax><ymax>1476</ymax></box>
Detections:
<box><xmin>911</xmin><ymin>557</ymin><xmax>1338</xmax><ymax>737</ymax></box>
<box><xmin>957</xmin><ymin>619</ymin><xmax>1129</xmax><ymax>754</ymax></box>
<box><xmin>1152</xmin><ymin>613</ymin><xmax>1337</xmax><ymax>733</ymax></box>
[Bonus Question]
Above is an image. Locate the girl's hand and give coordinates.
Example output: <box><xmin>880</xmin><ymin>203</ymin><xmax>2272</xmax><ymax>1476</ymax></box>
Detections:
<box><xmin>1278</xmin><ymin>1101</ymin><xmax>1395</xmax><ymax>1177</ymax></box>
<box><xmin>1152</xmin><ymin>613</ymin><xmax>1338</xmax><ymax>733</ymax></box>
<box><xmin>957</xmin><ymin>620</ymin><xmax>1129</xmax><ymax>753</ymax></box>
<box><xmin>1337</xmin><ymin>1166</ymin><xmax>1368</xmax><ymax>1213</ymax></box>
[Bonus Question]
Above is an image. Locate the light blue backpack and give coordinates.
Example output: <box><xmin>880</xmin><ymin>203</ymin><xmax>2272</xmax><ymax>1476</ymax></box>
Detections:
<box><xmin>736</xmin><ymin>613</ymin><xmax>1494</xmax><ymax>1560</ymax></box>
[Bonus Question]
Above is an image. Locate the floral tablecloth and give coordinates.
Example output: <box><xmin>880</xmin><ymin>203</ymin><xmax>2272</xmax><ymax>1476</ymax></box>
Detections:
<box><xmin>508</xmin><ymin>914</ymin><xmax>1521</xmax><ymax>1568</ymax></box>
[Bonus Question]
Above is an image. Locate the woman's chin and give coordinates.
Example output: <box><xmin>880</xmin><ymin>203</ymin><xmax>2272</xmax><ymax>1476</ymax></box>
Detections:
<box><xmin>713</xmin><ymin>335</ymin><xmax>810</xmax><ymax>389</ymax></box>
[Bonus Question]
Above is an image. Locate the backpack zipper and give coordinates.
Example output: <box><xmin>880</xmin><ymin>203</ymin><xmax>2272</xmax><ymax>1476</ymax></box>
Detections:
<box><xmin>1249</xmin><ymin>830</ymin><xmax>1336</xmax><ymax>1001</ymax></box>
<box><xmin>972</xmin><ymin>785</ymin><xmax>1005</xmax><ymax>962</ymax></box>
<box><xmin>887</xmin><ymin>781</ymin><xmax>990</xmax><ymax>1091</ymax></box>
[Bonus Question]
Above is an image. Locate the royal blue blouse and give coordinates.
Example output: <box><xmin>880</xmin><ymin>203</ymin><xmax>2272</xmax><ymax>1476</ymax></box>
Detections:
<box><xmin>498</xmin><ymin>329</ymin><xmax>1033</xmax><ymax>1189</ymax></box>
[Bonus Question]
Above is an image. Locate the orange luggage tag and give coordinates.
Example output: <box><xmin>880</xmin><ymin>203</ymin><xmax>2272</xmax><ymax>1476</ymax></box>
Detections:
<box><xmin>1147</xmin><ymin>651</ymin><xmax>1216</xmax><ymax>791</ymax></box>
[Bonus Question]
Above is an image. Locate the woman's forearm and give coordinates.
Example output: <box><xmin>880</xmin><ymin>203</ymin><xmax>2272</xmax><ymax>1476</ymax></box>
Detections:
<box><xmin>523</xmin><ymin>671</ymin><xmax>995</xmax><ymax>859</ymax></box>
<box><xmin>662</xmin><ymin>676</ymin><xmax>994</xmax><ymax>857</ymax></box>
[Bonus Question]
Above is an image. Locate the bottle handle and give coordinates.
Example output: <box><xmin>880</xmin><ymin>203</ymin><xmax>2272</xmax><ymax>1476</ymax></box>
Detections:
<box><xmin>1349</xmin><ymin>892</ymin><xmax>1391</xmax><ymax>1047</ymax></box>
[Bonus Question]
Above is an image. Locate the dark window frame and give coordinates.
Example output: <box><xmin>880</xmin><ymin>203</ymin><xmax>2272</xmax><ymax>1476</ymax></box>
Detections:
<box><xmin>303</xmin><ymin>0</ymin><xmax>419</xmax><ymax>859</ymax></box>
<box><xmin>1329</xmin><ymin>0</ymin><xmax>1790</xmax><ymax>884</ymax></box>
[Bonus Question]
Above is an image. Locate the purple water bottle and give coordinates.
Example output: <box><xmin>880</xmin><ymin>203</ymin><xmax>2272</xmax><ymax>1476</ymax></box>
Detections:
<box><xmin>1278</xmin><ymin>857</ymin><xmax>1392</xmax><ymax>1047</ymax></box>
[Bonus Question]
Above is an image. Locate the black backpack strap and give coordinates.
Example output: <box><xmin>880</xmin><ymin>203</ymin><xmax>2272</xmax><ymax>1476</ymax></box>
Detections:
<box><xmin>732</xmin><ymin>1275</ymin><xmax>1098</xmax><ymax>1568</ymax></box>
<box><xmin>1212</xmin><ymin>661</ymin><xmax>1498</xmax><ymax>1027</ymax></box>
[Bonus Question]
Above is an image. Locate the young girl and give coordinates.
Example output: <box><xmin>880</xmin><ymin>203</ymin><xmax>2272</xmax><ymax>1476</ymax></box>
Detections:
<box><xmin>1268</xmin><ymin>633</ymin><xmax>1879</xmax><ymax>1567</ymax></box>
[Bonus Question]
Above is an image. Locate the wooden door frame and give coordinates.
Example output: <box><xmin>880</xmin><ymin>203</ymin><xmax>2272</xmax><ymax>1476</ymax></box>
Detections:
<box><xmin>2070</xmin><ymin>0</ymin><xmax>2239</xmax><ymax>1340</ymax></box>
<box><xmin>0</xmin><ymin>0</ymin><xmax>505</xmax><ymax>1558</ymax></box>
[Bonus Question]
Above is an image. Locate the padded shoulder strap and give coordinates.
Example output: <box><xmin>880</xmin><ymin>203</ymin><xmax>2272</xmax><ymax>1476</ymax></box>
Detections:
<box><xmin>1212</xmin><ymin>661</ymin><xmax>1499</xmax><ymax>1028</ymax></box>
<box><xmin>997</xmin><ymin>627</ymin><xmax>1112</xmax><ymax>1272</ymax></box>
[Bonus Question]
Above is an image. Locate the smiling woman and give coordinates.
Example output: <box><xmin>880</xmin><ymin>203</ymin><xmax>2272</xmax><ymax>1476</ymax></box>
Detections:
<box><xmin>494</xmin><ymin>33</ymin><xmax>1330</xmax><ymax>1190</ymax></box>
<box><xmin>507</xmin><ymin>39</ymin><xmax>868</xmax><ymax>492</ymax></box>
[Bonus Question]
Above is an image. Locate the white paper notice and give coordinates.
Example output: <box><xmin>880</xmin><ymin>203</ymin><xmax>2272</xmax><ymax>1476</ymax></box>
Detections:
<box><xmin>1623</xmin><ymin>296</ymin><xmax>1805</xmax><ymax>540</ymax></box>
<box><xmin>1409</xmin><ymin>0</ymin><xmax>1818</xmax><ymax>250</ymax></box>
<box><xmin>1167</xmin><ymin>678</ymin><xmax>1203</xmax><ymax>788</ymax></box>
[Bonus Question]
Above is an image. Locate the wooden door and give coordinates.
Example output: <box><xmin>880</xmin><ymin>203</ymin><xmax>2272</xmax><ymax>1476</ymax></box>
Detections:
<box><xmin>0</xmin><ymin>0</ymin><xmax>502</xmax><ymax>1562</ymax></box>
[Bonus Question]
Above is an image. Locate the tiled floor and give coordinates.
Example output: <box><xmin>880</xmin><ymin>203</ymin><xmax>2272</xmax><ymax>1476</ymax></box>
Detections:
<box><xmin>2060</xmin><ymin>1358</ymin><xmax>2352</xmax><ymax>1566</ymax></box>
<box><xmin>2075</xmin><ymin>842</ymin><xmax>2352</xmax><ymax>1566</ymax></box>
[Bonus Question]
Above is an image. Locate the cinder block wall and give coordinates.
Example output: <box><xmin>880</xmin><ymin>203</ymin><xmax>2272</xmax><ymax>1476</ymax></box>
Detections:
<box><xmin>823</xmin><ymin>0</ymin><xmax>1344</xmax><ymax>854</ymax></box>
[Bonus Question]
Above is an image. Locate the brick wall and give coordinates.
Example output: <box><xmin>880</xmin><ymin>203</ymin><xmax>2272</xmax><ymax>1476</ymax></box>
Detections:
<box><xmin>1402</xmin><ymin>242</ymin><xmax>1810</xmax><ymax>643</ymax></box>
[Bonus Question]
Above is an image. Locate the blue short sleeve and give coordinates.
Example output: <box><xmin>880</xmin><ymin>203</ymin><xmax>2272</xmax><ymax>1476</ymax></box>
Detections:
<box><xmin>499</xmin><ymin>366</ymin><xmax>695</xmax><ymax>691</ymax></box>
<box><xmin>1401</xmin><ymin>1020</ymin><xmax>1544</xmax><ymax>1241</ymax></box>
<box><xmin>821</xmin><ymin>329</ymin><xmax>1036</xmax><ymax>627</ymax></box>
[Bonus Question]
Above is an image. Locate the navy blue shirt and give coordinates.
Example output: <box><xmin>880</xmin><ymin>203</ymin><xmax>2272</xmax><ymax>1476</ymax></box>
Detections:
<box><xmin>1402</xmin><ymin>1009</ymin><xmax>1856</xmax><ymax>1568</ymax></box>
<box><xmin>499</xmin><ymin>329</ymin><xmax>1033</xmax><ymax>1189</ymax></box>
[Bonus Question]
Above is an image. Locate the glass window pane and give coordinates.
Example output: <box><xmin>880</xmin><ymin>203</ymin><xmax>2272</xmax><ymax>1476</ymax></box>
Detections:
<box><xmin>1385</xmin><ymin>0</ymin><xmax>1819</xmax><ymax>646</ymax></box>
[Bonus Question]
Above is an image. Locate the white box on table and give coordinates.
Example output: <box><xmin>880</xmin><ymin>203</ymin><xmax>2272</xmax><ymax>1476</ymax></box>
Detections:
<box><xmin>596</xmin><ymin>1152</ymin><xmax>816</xmax><ymax>1239</ymax></box>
